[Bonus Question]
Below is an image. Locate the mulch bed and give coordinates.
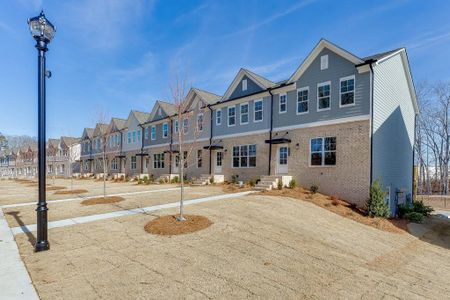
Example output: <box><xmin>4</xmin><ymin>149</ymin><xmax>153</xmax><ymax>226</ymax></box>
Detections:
<box><xmin>81</xmin><ymin>196</ymin><xmax>125</xmax><ymax>206</ymax></box>
<box><xmin>145</xmin><ymin>214</ymin><xmax>213</xmax><ymax>235</ymax></box>
<box><xmin>46</xmin><ymin>186</ymin><xmax>67</xmax><ymax>191</ymax></box>
<box><xmin>261</xmin><ymin>187</ymin><xmax>409</xmax><ymax>234</ymax></box>
<box><xmin>54</xmin><ymin>189</ymin><xmax>89</xmax><ymax>195</ymax></box>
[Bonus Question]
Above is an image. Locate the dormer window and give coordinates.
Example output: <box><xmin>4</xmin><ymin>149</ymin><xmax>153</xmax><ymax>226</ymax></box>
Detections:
<box><xmin>242</xmin><ymin>79</ymin><xmax>247</xmax><ymax>91</ymax></box>
<box><xmin>320</xmin><ymin>55</ymin><xmax>329</xmax><ymax>70</ymax></box>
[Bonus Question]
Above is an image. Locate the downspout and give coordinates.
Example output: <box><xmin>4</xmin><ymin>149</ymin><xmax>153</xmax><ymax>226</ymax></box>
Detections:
<box><xmin>369</xmin><ymin>62</ymin><xmax>375</xmax><ymax>187</ymax></box>
<box><xmin>169</xmin><ymin>118</ymin><xmax>173</xmax><ymax>175</ymax></box>
<box><xmin>208</xmin><ymin>105</ymin><xmax>213</xmax><ymax>175</ymax></box>
<box><xmin>412</xmin><ymin>113</ymin><xmax>417</xmax><ymax>201</ymax></box>
<box><xmin>138</xmin><ymin>124</ymin><xmax>145</xmax><ymax>174</ymax></box>
<box><xmin>268</xmin><ymin>89</ymin><xmax>274</xmax><ymax>176</ymax></box>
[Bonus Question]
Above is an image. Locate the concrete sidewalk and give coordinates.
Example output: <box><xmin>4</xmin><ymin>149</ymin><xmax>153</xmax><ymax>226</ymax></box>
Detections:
<box><xmin>0</xmin><ymin>209</ymin><xmax>39</xmax><ymax>299</ymax></box>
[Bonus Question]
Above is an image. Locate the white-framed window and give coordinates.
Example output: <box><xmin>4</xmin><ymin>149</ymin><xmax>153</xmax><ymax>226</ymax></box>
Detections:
<box><xmin>174</xmin><ymin>120</ymin><xmax>179</xmax><ymax>134</ymax></box>
<box><xmin>151</xmin><ymin>126</ymin><xmax>156</xmax><ymax>140</ymax></box>
<box><xmin>162</xmin><ymin>122</ymin><xmax>169</xmax><ymax>138</ymax></box>
<box><xmin>254</xmin><ymin>99</ymin><xmax>263</xmax><ymax>122</ymax></box>
<box><xmin>242</xmin><ymin>79</ymin><xmax>247</xmax><ymax>91</ymax></box>
<box><xmin>310</xmin><ymin>137</ymin><xmax>336</xmax><ymax>166</ymax></box>
<box><xmin>144</xmin><ymin>127</ymin><xmax>149</xmax><ymax>139</ymax></box>
<box><xmin>111</xmin><ymin>158</ymin><xmax>118</xmax><ymax>170</ymax></box>
<box><xmin>228</xmin><ymin>106</ymin><xmax>236</xmax><ymax>126</ymax></box>
<box><xmin>317</xmin><ymin>81</ymin><xmax>331</xmax><ymax>111</ymax></box>
<box><xmin>183</xmin><ymin>118</ymin><xmax>189</xmax><ymax>134</ymax></box>
<box><xmin>279</xmin><ymin>93</ymin><xmax>287</xmax><ymax>114</ymax></box>
<box><xmin>197</xmin><ymin>149</ymin><xmax>202</xmax><ymax>168</ymax></box>
<box><xmin>320</xmin><ymin>54</ymin><xmax>328</xmax><ymax>70</ymax></box>
<box><xmin>240</xmin><ymin>103</ymin><xmax>249</xmax><ymax>124</ymax></box>
<box><xmin>340</xmin><ymin>75</ymin><xmax>355</xmax><ymax>107</ymax></box>
<box><xmin>297</xmin><ymin>87</ymin><xmax>309</xmax><ymax>114</ymax></box>
<box><xmin>116</xmin><ymin>134</ymin><xmax>120</xmax><ymax>146</ymax></box>
<box><xmin>216</xmin><ymin>109</ymin><xmax>222</xmax><ymax>125</ymax></box>
<box><xmin>197</xmin><ymin>114</ymin><xmax>204</xmax><ymax>131</ymax></box>
<box><xmin>132</xmin><ymin>130</ymin><xmax>136</xmax><ymax>143</ymax></box>
<box><xmin>137</xmin><ymin>130</ymin><xmax>141</xmax><ymax>143</ymax></box>
<box><xmin>232</xmin><ymin>144</ymin><xmax>256</xmax><ymax>168</ymax></box>
<box><xmin>153</xmin><ymin>153</ymin><xmax>165</xmax><ymax>169</ymax></box>
<box><xmin>131</xmin><ymin>156</ymin><xmax>137</xmax><ymax>170</ymax></box>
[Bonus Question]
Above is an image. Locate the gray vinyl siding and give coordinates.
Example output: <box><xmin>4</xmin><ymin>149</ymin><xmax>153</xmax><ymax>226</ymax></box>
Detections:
<box><xmin>273</xmin><ymin>48</ymin><xmax>370</xmax><ymax>129</ymax></box>
<box><xmin>213</xmin><ymin>96</ymin><xmax>270</xmax><ymax>137</ymax></box>
<box><xmin>143</xmin><ymin>121</ymin><xmax>171</xmax><ymax>147</ymax></box>
<box><xmin>228</xmin><ymin>75</ymin><xmax>264</xmax><ymax>100</ymax></box>
<box><xmin>372</xmin><ymin>52</ymin><xmax>415</xmax><ymax>214</ymax></box>
<box><xmin>122</xmin><ymin>115</ymin><xmax>143</xmax><ymax>152</ymax></box>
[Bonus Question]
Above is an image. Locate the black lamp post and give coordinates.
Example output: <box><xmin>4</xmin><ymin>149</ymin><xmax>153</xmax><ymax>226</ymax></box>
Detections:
<box><xmin>28</xmin><ymin>11</ymin><xmax>56</xmax><ymax>252</ymax></box>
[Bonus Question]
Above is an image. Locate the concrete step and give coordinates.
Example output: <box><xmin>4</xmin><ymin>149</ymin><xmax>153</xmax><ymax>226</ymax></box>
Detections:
<box><xmin>253</xmin><ymin>184</ymin><xmax>272</xmax><ymax>191</ymax></box>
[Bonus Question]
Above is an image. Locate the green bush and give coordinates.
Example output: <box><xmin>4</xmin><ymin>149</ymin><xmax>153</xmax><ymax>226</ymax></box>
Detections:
<box><xmin>366</xmin><ymin>180</ymin><xmax>390</xmax><ymax>218</ymax></box>
<box><xmin>231</xmin><ymin>174</ymin><xmax>239</xmax><ymax>184</ymax></box>
<box><xmin>171</xmin><ymin>176</ymin><xmax>179</xmax><ymax>184</ymax></box>
<box><xmin>397</xmin><ymin>203</ymin><xmax>410</xmax><ymax>218</ymax></box>
<box><xmin>159</xmin><ymin>178</ymin><xmax>165</xmax><ymax>184</ymax></box>
<box><xmin>209</xmin><ymin>177</ymin><xmax>214</xmax><ymax>184</ymax></box>
<box><xmin>248</xmin><ymin>178</ymin><xmax>257</xmax><ymax>187</ymax></box>
<box><xmin>277</xmin><ymin>180</ymin><xmax>283</xmax><ymax>190</ymax></box>
<box><xmin>413</xmin><ymin>201</ymin><xmax>433</xmax><ymax>216</ymax></box>
<box><xmin>404</xmin><ymin>211</ymin><xmax>424</xmax><ymax>223</ymax></box>
<box><xmin>310</xmin><ymin>184</ymin><xmax>318</xmax><ymax>194</ymax></box>
<box><xmin>288</xmin><ymin>179</ymin><xmax>297</xmax><ymax>189</ymax></box>
<box><xmin>149</xmin><ymin>174</ymin><xmax>155</xmax><ymax>182</ymax></box>
<box><xmin>137</xmin><ymin>179</ymin><xmax>143</xmax><ymax>185</ymax></box>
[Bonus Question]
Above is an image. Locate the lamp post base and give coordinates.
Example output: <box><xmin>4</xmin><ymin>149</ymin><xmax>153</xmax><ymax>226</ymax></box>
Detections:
<box><xmin>34</xmin><ymin>240</ymin><xmax>50</xmax><ymax>252</ymax></box>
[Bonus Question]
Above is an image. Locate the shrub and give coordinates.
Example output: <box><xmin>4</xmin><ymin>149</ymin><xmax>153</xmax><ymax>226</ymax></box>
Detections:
<box><xmin>288</xmin><ymin>179</ymin><xmax>296</xmax><ymax>189</ymax></box>
<box><xmin>231</xmin><ymin>174</ymin><xmax>239</xmax><ymax>184</ymax></box>
<box><xmin>159</xmin><ymin>178</ymin><xmax>165</xmax><ymax>184</ymax></box>
<box><xmin>171</xmin><ymin>176</ymin><xmax>179</xmax><ymax>184</ymax></box>
<box><xmin>366</xmin><ymin>180</ymin><xmax>390</xmax><ymax>218</ymax></box>
<box><xmin>248</xmin><ymin>178</ymin><xmax>257</xmax><ymax>187</ymax></box>
<box><xmin>310</xmin><ymin>184</ymin><xmax>318</xmax><ymax>194</ymax></box>
<box><xmin>397</xmin><ymin>203</ymin><xmax>411</xmax><ymax>218</ymax></box>
<box><xmin>209</xmin><ymin>177</ymin><xmax>214</xmax><ymax>184</ymax></box>
<box><xmin>149</xmin><ymin>174</ymin><xmax>155</xmax><ymax>183</ymax></box>
<box><xmin>412</xmin><ymin>201</ymin><xmax>433</xmax><ymax>216</ymax></box>
<box><xmin>277</xmin><ymin>180</ymin><xmax>283</xmax><ymax>190</ymax></box>
<box><xmin>137</xmin><ymin>179</ymin><xmax>143</xmax><ymax>185</ymax></box>
<box><xmin>405</xmin><ymin>211</ymin><xmax>424</xmax><ymax>223</ymax></box>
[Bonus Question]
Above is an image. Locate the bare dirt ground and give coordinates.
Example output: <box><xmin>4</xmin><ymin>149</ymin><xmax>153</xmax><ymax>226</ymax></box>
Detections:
<box><xmin>13</xmin><ymin>194</ymin><xmax>450</xmax><ymax>299</ymax></box>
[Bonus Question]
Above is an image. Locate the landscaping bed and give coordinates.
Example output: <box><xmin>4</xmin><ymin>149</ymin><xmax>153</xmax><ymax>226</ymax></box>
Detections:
<box><xmin>81</xmin><ymin>196</ymin><xmax>125</xmax><ymax>206</ymax></box>
<box><xmin>53</xmin><ymin>189</ymin><xmax>88</xmax><ymax>195</ymax></box>
<box><xmin>145</xmin><ymin>214</ymin><xmax>213</xmax><ymax>235</ymax></box>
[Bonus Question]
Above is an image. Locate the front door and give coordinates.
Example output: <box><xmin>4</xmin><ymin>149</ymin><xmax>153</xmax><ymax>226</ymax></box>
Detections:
<box><xmin>143</xmin><ymin>157</ymin><xmax>148</xmax><ymax>173</ymax></box>
<box><xmin>214</xmin><ymin>151</ymin><xmax>223</xmax><ymax>174</ymax></box>
<box><xmin>173</xmin><ymin>155</ymin><xmax>180</xmax><ymax>174</ymax></box>
<box><xmin>276</xmin><ymin>146</ymin><xmax>288</xmax><ymax>174</ymax></box>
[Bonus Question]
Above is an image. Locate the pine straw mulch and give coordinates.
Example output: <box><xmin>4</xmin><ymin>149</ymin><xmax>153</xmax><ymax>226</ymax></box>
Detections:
<box><xmin>81</xmin><ymin>196</ymin><xmax>125</xmax><ymax>206</ymax></box>
<box><xmin>222</xmin><ymin>183</ymin><xmax>254</xmax><ymax>193</ymax></box>
<box><xmin>15</xmin><ymin>179</ymin><xmax>36</xmax><ymax>184</ymax></box>
<box><xmin>54</xmin><ymin>189</ymin><xmax>89</xmax><ymax>195</ymax></box>
<box><xmin>260</xmin><ymin>187</ymin><xmax>409</xmax><ymax>234</ymax></box>
<box><xmin>46</xmin><ymin>186</ymin><xmax>67</xmax><ymax>191</ymax></box>
<box><xmin>145</xmin><ymin>214</ymin><xmax>213</xmax><ymax>235</ymax></box>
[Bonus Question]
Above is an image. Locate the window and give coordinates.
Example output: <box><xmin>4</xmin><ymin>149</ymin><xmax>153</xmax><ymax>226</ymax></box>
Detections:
<box><xmin>153</xmin><ymin>153</ymin><xmax>165</xmax><ymax>169</ymax></box>
<box><xmin>317</xmin><ymin>82</ymin><xmax>331</xmax><ymax>111</ymax></box>
<box><xmin>197</xmin><ymin>114</ymin><xmax>204</xmax><ymax>131</ymax></box>
<box><xmin>158</xmin><ymin>108</ymin><xmax>162</xmax><ymax>116</ymax></box>
<box><xmin>144</xmin><ymin>127</ymin><xmax>149</xmax><ymax>139</ymax></box>
<box><xmin>137</xmin><ymin>130</ymin><xmax>141</xmax><ymax>143</ymax></box>
<box><xmin>216</xmin><ymin>109</ymin><xmax>222</xmax><ymax>125</ymax></box>
<box><xmin>132</xmin><ymin>131</ymin><xmax>136</xmax><ymax>143</ymax></box>
<box><xmin>279</xmin><ymin>94</ymin><xmax>287</xmax><ymax>114</ymax></box>
<box><xmin>228</xmin><ymin>106</ymin><xmax>236</xmax><ymax>126</ymax></box>
<box><xmin>232</xmin><ymin>144</ymin><xmax>256</xmax><ymax>168</ymax></box>
<box><xmin>310</xmin><ymin>137</ymin><xmax>336</xmax><ymax>166</ymax></box>
<box><xmin>254</xmin><ymin>100</ymin><xmax>263</xmax><ymax>122</ymax></box>
<box><xmin>340</xmin><ymin>75</ymin><xmax>355</xmax><ymax>107</ymax></box>
<box><xmin>240</xmin><ymin>103</ymin><xmax>249</xmax><ymax>124</ymax></box>
<box><xmin>197</xmin><ymin>150</ymin><xmax>202</xmax><ymax>168</ymax></box>
<box><xmin>162</xmin><ymin>123</ymin><xmax>169</xmax><ymax>138</ymax></box>
<box><xmin>183</xmin><ymin>118</ymin><xmax>189</xmax><ymax>134</ymax></box>
<box><xmin>151</xmin><ymin>126</ymin><xmax>156</xmax><ymax>140</ymax></box>
<box><xmin>131</xmin><ymin>156</ymin><xmax>137</xmax><ymax>170</ymax></box>
<box><xmin>320</xmin><ymin>55</ymin><xmax>328</xmax><ymax>70</ymax></box>
<box><xmin>297</xmin><ymin>87</ymin><xmax>309</xmax><ymax>114</ymax></box>
<box><xmin>183</xmin><ymin>151</ymin><xmax>188</xmax><ymax>168</ymax></box>
<box><xmin>242</xmin><ymin>79</ymin><xmax>247</xmax><ymax>91</ymax></box>
<box><xmin>174</xmin><ymin>120</ymin><xmax>179</xmax><ymax>133</ymax></box>
<box><xmin>111</xmin><ymin>158</ymin><xmax>118</xmax><ymax>170</ymax></box>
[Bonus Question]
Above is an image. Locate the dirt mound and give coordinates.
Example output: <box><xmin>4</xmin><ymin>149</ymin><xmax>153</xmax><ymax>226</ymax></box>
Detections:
<box><xmin>81</xmin><ymin>196</ymin><xmax>124</xmax><ymax>205</ymax></box>
<box><xmin>145</xmin><ymin>214</ymin><xmax>212</xmax><ymax>235</ymax></box>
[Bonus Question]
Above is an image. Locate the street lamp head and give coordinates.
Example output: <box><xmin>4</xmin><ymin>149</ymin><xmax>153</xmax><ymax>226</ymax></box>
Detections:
<box><xmin>28</xmin><ymin>10</ymin><xmax>56</xmax><ymax>43</ymax></box>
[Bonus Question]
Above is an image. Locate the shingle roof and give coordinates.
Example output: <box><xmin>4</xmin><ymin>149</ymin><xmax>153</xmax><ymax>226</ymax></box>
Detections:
<box><xmin>192</xmin><ymin>88</ymin><xmax>221</xmax><ymax>105</ymax></box>
<box><xmin>111</xmin><ymin>118</ymin><xmax>127</xmax><ymax>130</ymax></box>
<box><xmin>362</xmin><ymin>48</ymin><xmax>404</xmax><ymax>62</ymax></box>
<box><xmin>132</xmin><ymin>110</ymin><xmax>151</xmax><ymax>124</ymax></box>
<box><xmin>61</xmin><ymin>136</ymin><xmax>80</xmax><ymax>147</ymax></box>
<box><xmin>48</xmin><ymin>139</ymin><xmax>60</xmax><ymax>148</ymax></box>
<box><xmin>242</xmin><ymin>68</ymin><xmax>276</xmax><ymax>88</ymax></box>
<box><xmin>158</xmin><ymin>101</ymin><xmax>177</xmax><ymax>116</ymax></box>
<box><xmin>84</xmin><ymin>128</ymin><xmax>94</xmax><ymax>139</ymax></box>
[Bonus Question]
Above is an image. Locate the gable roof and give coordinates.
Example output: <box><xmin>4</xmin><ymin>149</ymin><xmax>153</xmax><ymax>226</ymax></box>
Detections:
<box><xmin>82</xmin><ymin>128</ymin><xmax>94</xmax><ymax>140</ymax></box>
<box><xmin>192</xmin><ymin>88</ymin><xmax>221</xmax><ymax>105</ymax></box>
<box><xmin>93</xmin><ymin>123</ymin><xmax>108</xmax><ymax>137</ymax></box>
<box><xmin>362</xmin><ymin>48</ymin><xmax>404</xmax><ymax>62</ymax></box>
<box><xmin>110</xmin><ymin>117</ymin><xmax>127</xmax><ymax>131</ymax></box>
<box><xmin>222</xmin><ymin>68</ymin><xmax>276</xmax><ymax>101</ymax></box>
<box><xmin>60</xmin><ymin>136</ymin><xmax>80</xmax><ymax>147</ymax></box>
<box><xmin>132</xmin><ymin>110</ymin><xmax>150</xmax><ymax>124</ymax></box>
<box><xmin>287</xmin><ymin>38</ymin><xmax>364</xmax><ymax>84</ymax></box>
<box><xmin>48</xmin><ymin>139</ymin><xmax>60</xmax><ymax>149</ymax></box>
<box><xmin>148</xmin><ymin>101</ymin><xmax>176</xmax><ymax>123</ymax></box>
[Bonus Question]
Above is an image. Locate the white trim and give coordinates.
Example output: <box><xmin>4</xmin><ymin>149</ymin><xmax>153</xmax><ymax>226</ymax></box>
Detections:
<box><xmin>308</xmin><ymin>136</ymin><xmax>337</xmax><ymax>167</ymax></box>
<box><xmin>162</xmin><ymin>122</ymin><xmax>169</xmax><ymax>138</ymax></box>
<box><xmin>296</xmin><ymin>86</ymin><xmax>309</xmax><ymax>115</ymax></box>
<box><xmin>227</xmin><ymin>105</ymin><xmax>236</xmax><ymax>127</ymax></box>
<box><xmin>288</xmin><ymin>39</ymin><xmax>364</xmax><ymax>84</ymax></box>
<box><xmin>242</xmin><ymin>79</ymin><xmax>247</xmax><ymax>91</ymax></box>
<box><xmin>151</xmin><ymin>125</ymin><xmax>156</xmax><ymax>141</ymax></box>
<box><xmin>320</xmin><ymin>54</ymin><xmax>329</xmax><ymax>70</ymax></box>
<box><xmin>239</xmin><ymin>102</ymin><xmax>249</xmax><ymax>125</ymax></box>
<box><xmin>143</xmin><ymin>142</ymin><xmax>171</xmax><ymax>149</ymax></box>
<box><xmin>215</xmin><ymin>109</ymin><xmax>222</xmax><ymax>126</ymax></box>
<box><xmin>214</xmin><ymin>91</ymin><xmax>271</xmax><ymax>109</ymax></box>
<box><xmin>222</xmin><ymin>69</ymin><xmax>270</xmax><ymax>101</ymax></box>
<box><xmin>197</xmin><ymin>113</ymin><xmax>204</xmax><ymax>132</ymax></box>
<box><xmin>213</xmin><ymin>129</ymin><xmax>270</xmax><ymax>140</ymax></box>
<box><xmin>254</xmin><ymin>99</ymin><xmax>263</xmax><ymax>122</ymax></box>
<box><xmin>339</xmin><ymin>75</ymin><xmax>356</xmax><ymax>108</ymax></box>
<box><xmin>273</xmin><ymin>115</ymin><xmax>370</xmax><ymax>132</ymax></box>
<box><xmin>172</xmin><ymin>137</ymin><xmax>210</xmax><ymax>145</ymax></box>
<box><xmin>317</xmin><ymin>81</ymin><xmax>331</xmax><ymax>112</ymax></box>
<box><xmin>279</xmin><ymin>93</ymin><xmax>287</xmax><ymax>114</ymax></box>
<box><xmin>376</xmin><ymin>48</ymin><xmax>404</xmax><ymax>64</ymax></box>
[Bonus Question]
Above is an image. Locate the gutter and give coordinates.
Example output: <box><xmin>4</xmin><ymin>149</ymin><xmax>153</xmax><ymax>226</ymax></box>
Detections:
<box><xmin>268</xmin><ymin>89</ymin><xmax>274</xmax><ymax>176</ymax></box>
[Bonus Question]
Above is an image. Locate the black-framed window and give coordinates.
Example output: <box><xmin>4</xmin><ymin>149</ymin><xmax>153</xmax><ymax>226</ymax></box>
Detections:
<box><xmin>310</xmin><ymin>137</ymin><xmax>336</xmax><ymax>166</ymax></box>
<box><xmin>232</xmin><ymin>144</ymin><xmax>256</xmax><ymax>168</ymax></box>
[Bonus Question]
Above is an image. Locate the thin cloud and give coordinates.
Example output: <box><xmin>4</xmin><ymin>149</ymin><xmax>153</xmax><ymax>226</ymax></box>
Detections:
<box><xmin>174</xmin><ymin>3</ymin><xmax>209</xmax><ymax>24</ymax></box>
<box><xmin>408</xmin><ymin>30</ymin><xmax>450</xmax><ymax>50</ymax></box>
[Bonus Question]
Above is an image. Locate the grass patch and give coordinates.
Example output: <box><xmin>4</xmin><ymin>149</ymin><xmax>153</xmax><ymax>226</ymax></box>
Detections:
<box><xmin>261</xmin><ymin>187</ymin><xmax>409</xmax><ymax>234</ymax></box>
<box><xmin>145</xmin><ymin>214</ymin><xmax>212</xmax><ymax>235</ymax></box>
<box><xmin>81</xmin><ymin>196</ymin><xmax>124</xmax><ymax>206</ymax></box>
<box><xmin>54</xmin><ymin>189</ymin><xmax>88</xmax><ymax>195</ymax></box>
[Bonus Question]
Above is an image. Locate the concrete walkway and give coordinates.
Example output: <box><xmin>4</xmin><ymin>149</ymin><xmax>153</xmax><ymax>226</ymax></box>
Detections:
<box><xmin>1</xmin><ymin>187</ymin><xmax>188</xmax><ymax>209</ymax></box>
<box><xmin>12</xmin><ymin>191</ymin><xmax>254</xmax><ymax>235</ymax></box>
<box><xmin>434</xmin><ymin>210</ymin><xmax>450</xmax><ymax>219</ymax></box>
<box><xmin>0</xmin><ymin>209</ymin><xmax>39</xmax><ymax>299</ymax></box>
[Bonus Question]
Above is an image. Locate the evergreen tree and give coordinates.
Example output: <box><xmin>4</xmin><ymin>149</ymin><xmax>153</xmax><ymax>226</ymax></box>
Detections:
<box><xmin>366</xmin><ymin>180</ymin><xmax>390</xmax><ymax>218</ymax></box>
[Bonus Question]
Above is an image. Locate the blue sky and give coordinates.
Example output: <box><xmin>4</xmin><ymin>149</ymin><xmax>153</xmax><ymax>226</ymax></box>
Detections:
<box><xmin>1</xmin><ymin>0</ymin><xmax>450</xmax><ymax>138</ymax></box>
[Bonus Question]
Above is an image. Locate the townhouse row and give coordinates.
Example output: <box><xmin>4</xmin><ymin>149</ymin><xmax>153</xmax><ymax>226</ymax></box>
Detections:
<box><xmin>0</xmin><ymin>136</ymin><xmax>80</xmax><ymax>178</ymax></box>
